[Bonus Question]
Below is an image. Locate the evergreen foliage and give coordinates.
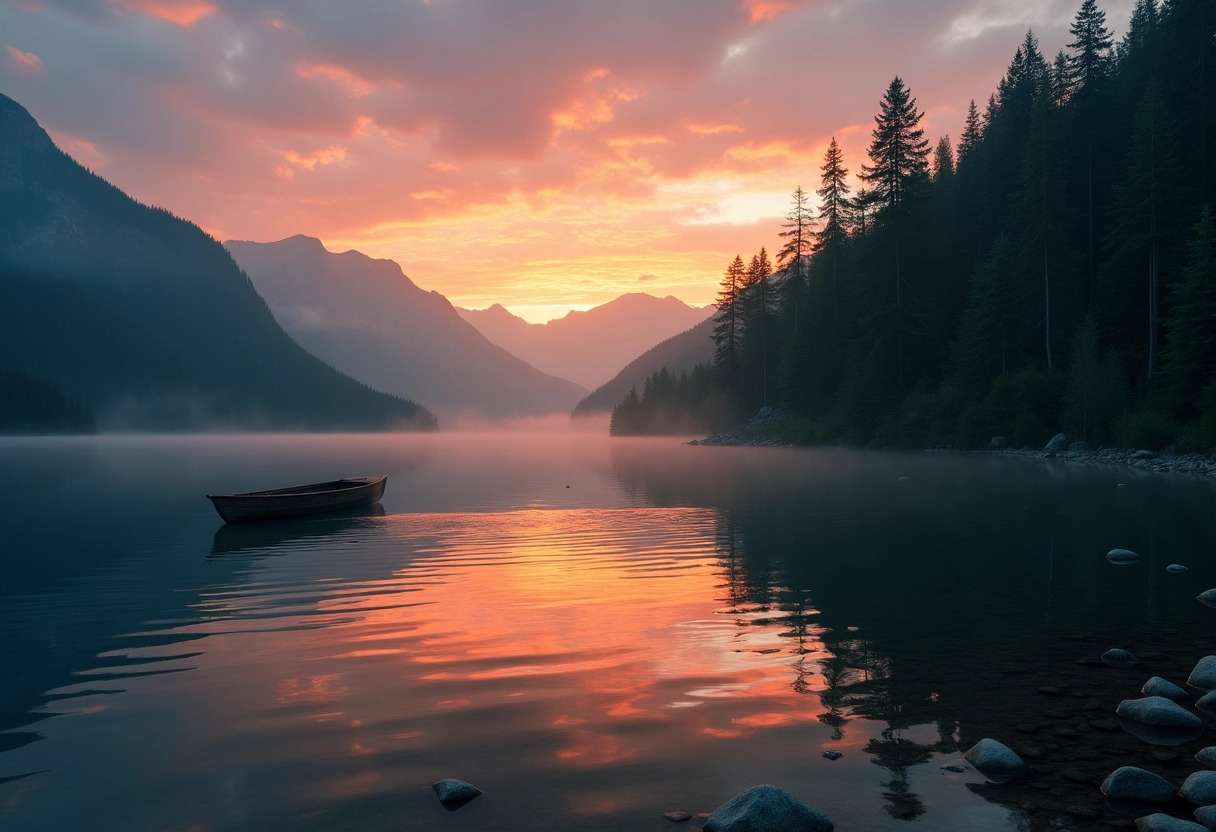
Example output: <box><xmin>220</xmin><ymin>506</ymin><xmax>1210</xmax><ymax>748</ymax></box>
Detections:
<box><xmin>608</xmin><ymin>0</ymin><xmax>1216</xmax><ymax>450</ymax></box>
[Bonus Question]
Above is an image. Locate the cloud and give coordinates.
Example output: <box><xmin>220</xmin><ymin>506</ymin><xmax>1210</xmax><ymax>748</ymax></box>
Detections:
<box><xmin>0</xmin><ymin>0</ymin><xmax>1140</xmax><ymax>315</ymax></box>
<box><xmin>5</xmin><ymin>44</ymin><xmax>44</xmax><ymax>73</ymax></box>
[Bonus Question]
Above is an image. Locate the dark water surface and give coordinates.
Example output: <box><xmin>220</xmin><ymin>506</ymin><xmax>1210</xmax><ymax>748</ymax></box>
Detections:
<box><xmin>2</xmin><ymin>433</ymin><xmax>1215</xmax><ymax>831</ymax></box>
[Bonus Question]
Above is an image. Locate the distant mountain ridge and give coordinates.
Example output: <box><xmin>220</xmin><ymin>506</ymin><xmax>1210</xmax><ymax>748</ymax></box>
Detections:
<box><xmin>0</xmin><ymin>92</ymin><xmax>434</xmax><ymax>431</ymax></box>
<box><xmin>225</xmin><ymin>236</ymin><xmax>587</xmax><ymax>421</ymax></box>
<box><xmin>572</xmin><ymin>316</ymin><xmax>715</xmax><ymax>416</ymax></box>
<box><xmin>458</xmin><ymin>294</ymin><xmax>714</xmax><ymax>390</ymax></box>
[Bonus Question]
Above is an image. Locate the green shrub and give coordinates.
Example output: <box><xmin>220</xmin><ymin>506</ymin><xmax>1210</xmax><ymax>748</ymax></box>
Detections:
<box><xmin>956</xmin><ymin>367</ymin><xmax>1062</xmax><ymax>448</ymax></box>
<box><xmin>1114</xmin><ymin>410</ymin><xmax>1178</xmax><ymax>451</ymax></box>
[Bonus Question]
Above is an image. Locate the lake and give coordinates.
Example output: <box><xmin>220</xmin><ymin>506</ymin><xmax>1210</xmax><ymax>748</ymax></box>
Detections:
<box><xmin>2</xmin><ymin>432</ymin><xmax>1215</xmax><ymax>831</ymax></box>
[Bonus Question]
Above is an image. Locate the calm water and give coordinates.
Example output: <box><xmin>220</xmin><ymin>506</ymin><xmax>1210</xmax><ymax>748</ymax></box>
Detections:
<box><xmin>1</xmin><ymin>433</ymin><xmax>1215</xmax><ymax>831</ymax></box>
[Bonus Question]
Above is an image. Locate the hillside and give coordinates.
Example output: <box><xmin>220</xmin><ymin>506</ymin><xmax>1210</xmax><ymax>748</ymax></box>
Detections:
<box><xmin>225</xmin><ymin>236</ymin><xmax>587</xmax><ymax>421</ymax></box>
<box><xmin>572</xmin><ymin>317</ymin><xmax>715</xmax><ymax>416</ymax></box>
<box><xmin>459</xmin><ymin>293</ymin><xmax>714</xmax><ymax>390</ymax></box>
<box><xmin>0</xmin><ymin>93</ymin><xmax>435</xmax><ymax>432</ymax></box>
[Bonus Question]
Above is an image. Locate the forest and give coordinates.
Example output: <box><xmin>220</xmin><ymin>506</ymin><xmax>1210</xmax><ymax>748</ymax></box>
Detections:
<box><xmin>610</xmin><ymin>0</ymin><xmax>1216</xmax><ymax>452</ymax></box>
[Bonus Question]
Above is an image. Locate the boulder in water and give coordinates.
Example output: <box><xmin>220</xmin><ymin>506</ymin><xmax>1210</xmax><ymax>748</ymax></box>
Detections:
<box><xmin>1045</xmin><ymin>433</ymin><xmax>1068</xmax><ymax>453</ymax></box>
<box><xmin>963</xmin><ymin>738</ymin><xmax>1025</xmax><ymax>783</ymax></box>
<box><xmin>1116</xmin><ymin>696</ymin><xmax>1202</xmax><ymax>728</ymax></box>
<box><xmin>1143</xmin><ymin>677</ymin><xmax>1190</xmax><ymax>701</ymax></box>
<box><xmin>1199</xmin><ymin>590</ymin><xmax>1216</xmax><ymax>608</ymax></box>
<box><xmin>1197</xmin><ymin>690</ymin><xmax>1216</xmax><ymax>717</ymax></box>
<box><xmin>1135</xmin><ymin>814</ymin><xmax>1208</xmax><ymax>831</ymax></box>
<box><xmin>703</xmin><ymin>785</ymin><xmax>833</xmax><ymax>832</ymax></box>
<box><xmin>1101</xmin><ymin>766</ymin><xmax>1175</xmax><ymax>802</ymax></box>
<box><xmin>1105</xmin><ymin>648</ymin><xmax>1141</xmax><ymax>668</ymax></box>
<box><xmin>1168</xmin><ymin>564</ymin><xmax>1190</xmax><ymax>573</ymax></box>
<box><xmin>1189</xmin><ymin>657</ymin><xmax>1216</xmax><ymax>690</ymax></box>
<box><xmin>1108</xmin><ymin>549</ymin><xmax>1141</xmax><ymax>564</ymax></box>
<box><xmin>1194</xmin><ymin>805</ymin><xmax>1216</xmax><ymax>828</ymax></box>
<box><xmin>1181</xmin><ymin>771</ymin><xmax>1216</xmax><ymax>805</ymax></box>
<box><xmin>431</xmin><ymin>779</ymin><xmax>483</xmax><ymax>810</ymax></box>
<box><xmin>1196</xmin><ymin>747</ymin><xmax>1216</xmax><ymax>769</ymax></box>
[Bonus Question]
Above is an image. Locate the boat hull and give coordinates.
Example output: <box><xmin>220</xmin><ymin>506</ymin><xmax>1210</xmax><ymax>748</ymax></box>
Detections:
<box><xmin>207</xmin><ymin>476</ymin><xmax>387</xmax><ymax>524</ymax></box>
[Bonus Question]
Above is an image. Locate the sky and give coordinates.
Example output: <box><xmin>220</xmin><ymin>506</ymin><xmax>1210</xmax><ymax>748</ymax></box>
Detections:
<box><xmin>1</xmin><ymin>0</ymin><xmax>1133</xmax><ymax>323</ymax></box>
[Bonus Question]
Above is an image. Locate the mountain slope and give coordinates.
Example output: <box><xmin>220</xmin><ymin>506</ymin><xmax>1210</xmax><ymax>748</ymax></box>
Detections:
<box><xmin>0</xmin><ymin>92</ymin><xmax>434</xmax><ymax>431</ymax></box>
<box><xmin>225</xmin><ymin>236</ymin><xmax>587</xmax><ymax>421</ymax></box>
<box><xmin>458</xmin><ymin>293</ymin><xmax>714</xmax><ymax>390</ymax></box>
<box><xmin>572</xmin><ymin>316</ymin><xmax>715</xmax><ymax>416</ymax></box>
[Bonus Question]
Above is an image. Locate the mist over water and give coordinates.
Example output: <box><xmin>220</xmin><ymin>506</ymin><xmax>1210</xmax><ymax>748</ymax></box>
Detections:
<box><xmin>2</xmin><ymin>433</ymin><xmax>1215</xmax><ymax>831</ymax></box>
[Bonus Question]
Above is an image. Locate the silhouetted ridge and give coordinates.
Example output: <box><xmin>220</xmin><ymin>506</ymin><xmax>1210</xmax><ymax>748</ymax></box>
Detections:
<box><xmin>0</xmin><ymin>92</ymin><xmax>435</xmax><ymax>431</ymax></box>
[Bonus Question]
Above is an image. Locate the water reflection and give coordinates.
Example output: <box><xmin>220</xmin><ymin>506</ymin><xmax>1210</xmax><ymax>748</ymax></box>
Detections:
<box><xmin>209</xmin><ymin>504</ymin><xmax>386</xmax><ymax>557</ymax></box>
<box><xmin>2</xmin><ymin>434</ymin><xmax>1216</xmax><ymax>832</ymax></box>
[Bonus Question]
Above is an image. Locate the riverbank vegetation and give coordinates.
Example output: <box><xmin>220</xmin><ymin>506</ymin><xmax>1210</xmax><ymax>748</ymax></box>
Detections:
<box><xmin>610</xmin><ymin>0</ymin><xmax>1216</xmax><ymax>453</ymax></box>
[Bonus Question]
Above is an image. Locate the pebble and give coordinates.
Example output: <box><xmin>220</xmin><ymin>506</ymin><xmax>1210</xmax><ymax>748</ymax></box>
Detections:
<box><xmin>1168</xmin><ymin>564</ymin><xmax>1190</xmax><ymax>573</ymax></box>
<box><xmin>821</xmin><ymin>750</ymin><xmax>843</xmax><ymax>761</ymax></box>
<box><xmin>431</xmin><ymin>779</ymin><xmax>483</xmax><ymax>811</ymax></box>
<box><xmin>664</xmin><ymin>811</ymin><xmax>693</xmax><ymax>822</ymax></box>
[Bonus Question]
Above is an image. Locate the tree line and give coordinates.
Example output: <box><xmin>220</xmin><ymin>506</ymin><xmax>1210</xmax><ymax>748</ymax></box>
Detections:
<box><xmin>612</xmin><ymin>0</ymin><xmax>1216</xmax><ymax>450</ymax></box>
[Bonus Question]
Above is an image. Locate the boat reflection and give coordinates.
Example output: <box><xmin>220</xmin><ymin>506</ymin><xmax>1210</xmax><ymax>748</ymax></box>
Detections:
<box><xmin>208</xmin><ymin>502</ymin><xmax>386</xmax><ymax>557</ymax></box>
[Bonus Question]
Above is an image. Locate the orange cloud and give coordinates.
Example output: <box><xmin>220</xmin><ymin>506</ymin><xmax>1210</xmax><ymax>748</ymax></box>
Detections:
<box><xmin>5</xmin><ymin>45</ymin><xmax>44</xmax><ymax>74</ymax></box>
<box><xmin>295</xmin><ymin>62</ymin><xmax>376</xmax><ymax>99</ymax></box>
<box><xmin>686</xmin><ymin>120</ymin><xmax>745</xmax><ymax>136</ymax></box>
<box><xmin>109</xmin><ymin>0</ymin><xmax>216</xmax><ymax>27</ymax></box>
<box><xmin>743</xmin><ymin>0</ymin><xmax>808</xmax><ymax>24</ymax></box>
<box><xmin>283</xmin><ymin>146</ymin><xmax>348</xmax><ymax>171</ymax></box>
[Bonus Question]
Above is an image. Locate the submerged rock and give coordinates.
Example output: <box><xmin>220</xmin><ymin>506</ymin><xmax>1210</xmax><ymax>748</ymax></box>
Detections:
<box><xmin>1136</xmin><ymin>814</ymin><xmax>1208</xmax><ymax>831</ymax></box>
<box><xmin>1199</xmin><ymin>591</ymin><xmax>1216</xmax><ymax>609</ymax></box>
<box><xmin>963</xmin><ymin>738</ymin><xmax>1026</xmax><ymax>783</ymax></box>
<box><xmin>431</xmin><ymin>779</ymin><xmax>483</xmax><ymax>810</ymax></box>
<box><xmin>1117</xmin><ymin>697</ymin><xmax>1202</xmax><ymax>728</ymax></box>
<box><xmin>1101</xmin><ymin>766</ymin><xmax>1175</xmax><ymax>802</ymax></box>
<box><xmin>1168</xmin><ymin>564</ymin><xmax>1190</xmax><ymax>573</ymax></box>
<box><xmin>1181</xmin><ymin>771</ymin><xmax>1216</xmax><ymax>805</ymax></box>
<box><xmin>1108</xmin><ymin>548</ymin><xmax>1141</xmax><ymax>564</ymax></box>
<box><xmin>1120</xmin><ymin>717</ymin><xmax>1203</xmax><ymax>746</ymax></box>
<box><xmin>1196</xmin><ymin>748</ymin><xmax>1216</xmax><ymax>769</ymax></box>
<box><xmin>1194</xmin><ymin>805</ymin><xmax>1216</xmax><ymax>828</ymax></box>
<box><xmin>1189</xmin><ymin>657</ymin><xmax>1216</xmax><ymax>690</ymax></box>
<box><xmin>1105</xmin><ymin>648</ymin><xmax>1141</xmax><ymax>668</ymax></box>
<box><xmin>703</xmin><ymin>785</ymin><xmax>833</xmax><ymax>832</ymax></box>
<box><xmin>664</xmin><ymin>811</ymin><xmax>693</xmax><ymax>822</ymax></box>
<box><xmin>1143</xmin><ymin>677</ymin><xmax>1190</xmax><ymax>701</ymax></box>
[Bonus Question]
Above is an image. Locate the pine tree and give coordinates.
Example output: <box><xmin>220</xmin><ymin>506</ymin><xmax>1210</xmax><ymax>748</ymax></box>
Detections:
<box><xmin>815</xmin><ymin>137</ymin><xmax>851</xmax><ymax>323</ymax></box>
<box><xmin>777</xmin><ymin>186</ymin><xmax>816</xmax><ymax>334</ymax></box>
<box><xmin>957</xmin><ymin>100</ymin><xmax>982</xmax><ymax>165</ymax></box>
<box><xmin>860</xmin><ymin>76</ymin><xmax>931</xmax><ymax>393</ymax></box>
<box><xmin>1067</xmin><ymin>0</ymin><xmax>1115</xmax><ymax>301</ymax></box>
<box><xmin>952</xmin><ymin>233</ymin><xmax>1021</xmax><ymax>392</ymax></box>
<box><xmin>1159</xmin><ymin>206</ymin><xmax>1216</xmax><ymax>414</ymax></box>
<box><xmin>712</xmin><ymin>255</ymin><xmax>748</xmax><ymax>387</ymax></box>
<box><xmin>741</xmin><ymin>248</ymin><xmax>774</xmax><ymax>408</ymax></box>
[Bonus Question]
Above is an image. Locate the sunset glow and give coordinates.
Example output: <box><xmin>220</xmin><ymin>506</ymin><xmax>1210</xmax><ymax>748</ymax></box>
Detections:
<box><xmin>0</xmin><ymin>0</ymin><xmax>1133</xmax><ymax>320</ymax></box>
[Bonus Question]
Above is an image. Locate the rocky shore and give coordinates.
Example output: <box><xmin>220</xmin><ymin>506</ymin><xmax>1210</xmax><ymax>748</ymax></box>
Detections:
<box><xmin>690</xmin><ymin>412</ymin><xmax>1216</xmax><ymax>478</ymax></box>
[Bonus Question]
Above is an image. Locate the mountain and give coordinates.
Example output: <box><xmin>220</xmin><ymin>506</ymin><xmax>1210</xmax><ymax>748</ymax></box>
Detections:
<box><xmin>224</xmin><ymin>236</ymin><xmax>587</xmax><ymax>421</ymax></box>
<box><xmin>572</xmin><ymin>316</ymin><xmax>715</xmax><ymax>416</ymax></box>
<box><xmin>458</xmin><ymin>293</ymin><xmax>715</xmax><ymax>390</ymax></box>
<box><xmin>0</xmin><ymin>93</ymin><xmax>434</xmax><ymax>432</ymax></box>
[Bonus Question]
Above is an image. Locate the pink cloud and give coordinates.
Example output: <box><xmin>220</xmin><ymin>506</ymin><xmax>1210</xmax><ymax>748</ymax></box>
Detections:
<box><xmin>5</xmin><ymin>44</ymin><xmax>44</xmax><ymax>73</ymax></box>
<box><xmin>109</xmin><ymin>0</ymin><xmax>216</xmax><ymax>27</ymax></box>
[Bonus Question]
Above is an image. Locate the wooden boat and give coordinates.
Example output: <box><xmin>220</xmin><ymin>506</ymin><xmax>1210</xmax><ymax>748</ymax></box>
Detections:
<box><xmin>207</xmin><ymin>475</ymin><xmax>387</xmax><ymax>524</ymax></box>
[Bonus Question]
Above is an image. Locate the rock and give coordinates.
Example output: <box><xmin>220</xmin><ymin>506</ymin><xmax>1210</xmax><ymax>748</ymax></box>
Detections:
<box><xmin>1108</xmin><ymin>548</ymin><xmax>1142</xmax><ymax>564</ymax></box>
<box><xmin>821</xmin><ymin>750</ymin><xmax>842</xmax><ymax>761</ymax></box>
<box><xmin>1101</xmin><ymin>766</ymin><xmax>1175</xmax><ymax>802</ymax></box>
<box><xmin>1168</xmin><ymin>564</ymin><xmax>1190</xmax><ymax>573</ymax></box>
<box><xmin>703</xmin><ymin>785</ymin><xmax>833</xmax><ymax>832</ymax></box>
<box><xmin>1120</xmin><ymin>717</ymin><xmax>1203</xmax><ymax>746</ymax></box>
<box><xmin>963</xmin><ymin>738</ymin><xmax>1026</xmax><ymax>783</ymax></box>
<box><xmin>989</xmin><ymin>435</ymin><xmax>1009</xmax><ymax>450</ymax></box>
<box><xmin>1105</xmin><ymin>648</ymin><xmax>1141</xmax><ymax>668</ymax></box>
<box><xmin>1189</xmin><ymin>657</ymin><xmax>1216</xmax><ymax>689</ymax></box>
<box><xmin>1136</xmin><ymin>814</ymin><xmax>1208</xmax><ymax>831</ymax></box>
<box><xmin>1197</xmin><ymin>748</ymin><xmax>1216</xmax><ymax>769</ymax></box>
<box><xmin>1117</xmin><ymin>696</ymin><xmax>1203</xmax><ymax>728</ymax></box>
<box><xmin>1199</xmin><ymin>591</ymin><xmax>1216</xmax><ymax>609</ymax></box>
<box><xmin>1069</xmin><ymin>440</ymin><xmax>1087</xmax><ymax>452</ymax></box>
<box><xmin>664</xmin><ymin>811</ymin><xmax>693</xmax><ymax>822</ymax></box>
<box><xmin>941</xmin><ymin>764</ymin><xmax>968</xmax><ymax>773</ymax></box>
<box><xmin>1198</xmin><ymin>691</ymin><xmax>1216</xmax><ymax>716</ymax></box>
<box><xmin>1045</xmin><ymin>433</ymin><xmax>1068</xmax><ymax>453</ymax></box>
<box><xmin>1181</xmin><ymin>771</ymin><xmax>1216</xmax><ymax>805</ymax></box>
<box><xmin>431</xmin><ymin>779</ymin><xmax>483</xmax><ymax>810</ymax></box>
<box><xmin>1195</xmin><ymin>805</ymin><xmax>1216</xmax><ymax>829</ymax></box>
<box><xmin>1143</xmin><ymin>677</ymin><xmax>1190</xmax><ymax>701</ymax></box>
<box><xmin>1131</xmin><ymin>449</ymin><xmax>1158</xmax><ymax>460</ymax></box>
